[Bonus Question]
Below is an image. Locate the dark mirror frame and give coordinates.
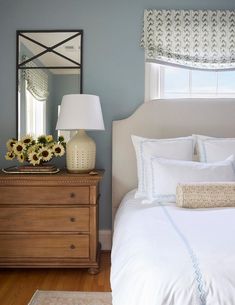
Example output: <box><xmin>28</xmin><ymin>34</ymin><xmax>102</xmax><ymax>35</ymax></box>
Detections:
<box><xmin>16</xmin><ymin>29</ymin><xmax>83</xmax><ymax>139</ymax></box>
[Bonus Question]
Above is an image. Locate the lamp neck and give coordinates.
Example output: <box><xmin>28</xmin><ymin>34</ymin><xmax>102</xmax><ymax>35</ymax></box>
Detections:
<box><xmin>70</xmin><ymin>129</ymin><xmax>85</xmax><ymax>136</ymax></box>
<box><xmin>70</xmin><ymin>129</ymin><xmax>87</xmax><ymax>139</ymax></box>
<box><xmin>76</xmin><ymin>129</ymin><xmax>86</xmax><ymax>136</ymax></box>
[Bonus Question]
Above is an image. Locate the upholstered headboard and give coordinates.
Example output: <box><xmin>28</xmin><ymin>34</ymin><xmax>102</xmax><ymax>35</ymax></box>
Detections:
<box><xmin>112</xmin><ymin>98</ymin><xmax>235</xmax><ymax>223</ymax></box>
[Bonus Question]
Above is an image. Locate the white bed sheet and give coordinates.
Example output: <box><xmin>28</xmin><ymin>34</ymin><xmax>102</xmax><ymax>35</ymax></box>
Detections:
<box><xmin>111</xmin><ymin>190</ymin><xmax>235</xmax><ymax>305</ymax></box>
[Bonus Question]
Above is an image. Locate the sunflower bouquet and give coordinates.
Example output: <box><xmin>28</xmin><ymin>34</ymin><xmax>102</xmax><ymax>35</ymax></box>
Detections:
<box><xmin>5</xmin><ymin>135</ymin><xmax>66</xmax><ymax>166</ymax></box>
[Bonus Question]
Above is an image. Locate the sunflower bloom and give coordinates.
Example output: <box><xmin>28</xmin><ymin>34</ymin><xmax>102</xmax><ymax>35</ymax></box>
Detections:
<box><xmin>6</xmin><ymin>139</ymin><xmax>17</xmax><ymax>151</ymax></box>
<box><xmin>53</xmin><ymin>143</ymin><xmax>65</xmax><ymax>157</ymax></box>
<box><xmin>28</xmin><ymin>152</ymin><xmax>42</xmax><ymax>166</ymax></box>
<box><xmin>17</xmin><ymin>154</ymin><xmax>25</xmax><ymax>163</ymax></box>
<box><xmin>39</xmin><ymin>148</ymin><xmax>53</xmax><ymax>161</ymax></box>
<box><xmin>5</xmin><ymin>151</ymin><xmax>15</xmax><ymax>160</ymax></box>
<box><xmin>21</xmin><ymin>135</ymin><xmax>33</xmax><ymax>145</ymax></box>
<box><xmin>46</xmin><ymin>135</ymin><xmax>53</xmax><ymax>143</ymax></box>
<box><xmin>13</xmin><ymin>142</ymin><xmax>26</xmax><ymax>155</ymax></box>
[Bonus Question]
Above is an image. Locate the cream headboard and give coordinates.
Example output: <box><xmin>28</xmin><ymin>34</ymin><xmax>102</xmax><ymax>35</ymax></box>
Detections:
<box><xmin>112</xmin><ymin>98</ymin><xmax>235</xmax><ymax>223</ymax></box>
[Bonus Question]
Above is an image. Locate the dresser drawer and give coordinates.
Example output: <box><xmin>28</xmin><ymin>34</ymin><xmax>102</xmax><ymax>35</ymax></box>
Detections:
<box><xmin>0</xmin><ymin>186</ymin><xmax>90</xmax><ymax>205</ymax></box>
<box><xmin>0</xmin><ymin>207</ymin><xmax>89</xmax><ymax>232</ymax></box>
<box><xmin>0</xmin><ymin>171</ymin><xmax>103</xmax><ymax>270</ymax></box>
<box><xmin>0</xmin><ymin>234</ymin><xmax>89</xmax><ymax>258</ymax></box>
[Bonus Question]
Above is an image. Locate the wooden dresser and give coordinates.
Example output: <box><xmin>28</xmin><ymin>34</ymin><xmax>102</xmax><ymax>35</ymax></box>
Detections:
<box><xmin>0</xmin><ymin>170</ymin><xmax>103</xmax><ymax>274</ymax></box>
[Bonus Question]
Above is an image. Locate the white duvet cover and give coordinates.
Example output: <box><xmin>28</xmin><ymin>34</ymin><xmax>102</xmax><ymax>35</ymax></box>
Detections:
<box><xmin>111</xmin><ymin>190</ymin><xmax>235</xmax><ymax>305</ymax></box>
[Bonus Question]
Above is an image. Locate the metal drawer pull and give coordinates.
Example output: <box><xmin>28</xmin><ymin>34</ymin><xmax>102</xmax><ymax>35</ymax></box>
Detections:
<box><xmin>70</xmin><ymin>217</ymin><xmax>76</xmax><ymax>222</ymax></box>
<box><xmin>70</xmin><ymin>244</ymin><xmax>76</xmax><ymax>249</ymax></box>
<box><xmin>70</xmin><ymin>192</ymin><xmax>75</xmax><ymax>198</ymax></box>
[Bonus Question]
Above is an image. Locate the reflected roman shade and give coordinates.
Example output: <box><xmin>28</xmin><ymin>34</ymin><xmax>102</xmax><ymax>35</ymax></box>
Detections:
<box><xmin>22</xmin><ymin>55</ymin><xmax>49</xmax><ymax>101</ymax></box>
<box><xmin>141</xmin><ymin>10</ymin><xmax>235</xmax><ymax>70</ymax></box>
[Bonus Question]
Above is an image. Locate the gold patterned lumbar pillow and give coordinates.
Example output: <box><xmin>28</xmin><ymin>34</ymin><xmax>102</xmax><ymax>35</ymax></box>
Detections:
<box><xmin>176</xmin><ymin>182</ymin><xmax>235</xmax><ymax>208</ymax></box>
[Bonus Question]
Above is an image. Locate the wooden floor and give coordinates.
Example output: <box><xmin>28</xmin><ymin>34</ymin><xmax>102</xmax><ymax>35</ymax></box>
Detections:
<box><xmin>0</xmin><ymin>252</ymin><xmax>111</xmax><ymax>305</ymax></box>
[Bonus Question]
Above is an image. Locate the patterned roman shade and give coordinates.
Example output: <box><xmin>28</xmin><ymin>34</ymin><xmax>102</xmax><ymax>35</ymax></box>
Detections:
<box><xmin>22</xmin><ymin>55</ymin><xmax>49</xmax><ymax>101</ymax></box>
<box><xmin>141</xmin><ymin>10</ymin><xmax>235</xmax><ymax>70</ymax></box>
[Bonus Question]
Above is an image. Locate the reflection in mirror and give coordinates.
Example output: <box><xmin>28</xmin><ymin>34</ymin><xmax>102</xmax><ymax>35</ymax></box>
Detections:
<box><xmin>17</xmin><ymin>30</ymin><xmax>83</xmax><ymax>139</ymax></box>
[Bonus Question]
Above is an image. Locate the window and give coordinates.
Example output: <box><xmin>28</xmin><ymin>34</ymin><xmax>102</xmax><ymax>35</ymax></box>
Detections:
<box><xmin>145</xmin><ymin>63</ymin><xmax>235</xmax><ymax>101</ymax></box>
<box><xmin>26</xmin><ymin>88</ymin><xmax>46</xmax><ymax>137</ymax></box>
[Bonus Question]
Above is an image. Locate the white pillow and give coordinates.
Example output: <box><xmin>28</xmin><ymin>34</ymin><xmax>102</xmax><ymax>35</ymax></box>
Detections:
<box><xmin>197</xmin><ymin>137</ymin><xmax>235</xmax><ymax>162</ymax></box>
<box><xmin>145</xmin><ymin>155</ymin><xmax>235</xmax><ymax>203</ymax></box>
<box><xmin>192</xmin><ymin>134</ymin><xmax>213</xmax><ymax>155</ymax></box>
<box><xmin>132</xmin><ymin>135</ymin><xmax>194</xmax><ymax>198</ymax></box>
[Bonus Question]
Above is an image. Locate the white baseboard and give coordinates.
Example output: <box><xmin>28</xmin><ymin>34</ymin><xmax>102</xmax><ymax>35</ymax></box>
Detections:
<box><xmin>99</xmin><ymin>230</ymin><xmax>112</xmax><ymax>251</ymax></box>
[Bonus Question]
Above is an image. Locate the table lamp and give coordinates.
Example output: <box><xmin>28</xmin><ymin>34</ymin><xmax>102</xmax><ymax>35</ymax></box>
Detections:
<box><xmin>56</xmin><ymin>94</ymin><xmax>105</xmax><ymax>173</ymax></box>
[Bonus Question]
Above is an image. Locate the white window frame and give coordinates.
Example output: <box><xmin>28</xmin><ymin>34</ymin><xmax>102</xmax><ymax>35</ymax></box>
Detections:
<box><xmin>145</xmin><ymin>62</ymin><xmax>235</xmax><ymax>102</ymax></box>
<box><xmin>26</xmin><ymin>87</ymin><xmax>46</xmax><ymax>137</ymax></box>
<box><xmin>145</xmin><ymin>62</ymin><xmax>160</xmax><ymax>102</ymax></box>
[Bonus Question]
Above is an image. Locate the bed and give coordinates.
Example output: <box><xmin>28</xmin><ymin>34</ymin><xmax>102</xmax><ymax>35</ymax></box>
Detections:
<box><xmin>111</xmin><ymin>99</ymin><xmax>235</xmax><ymax>305</ymax></box>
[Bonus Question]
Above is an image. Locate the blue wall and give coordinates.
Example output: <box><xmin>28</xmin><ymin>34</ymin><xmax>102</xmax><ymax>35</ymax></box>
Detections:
<box><xmin>0</xmin><ymin>0</ymin><xmax>235</xmax><ymax>229</ymax></box>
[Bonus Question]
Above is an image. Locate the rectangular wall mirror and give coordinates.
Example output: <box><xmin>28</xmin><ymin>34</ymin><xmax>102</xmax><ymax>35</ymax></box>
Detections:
<box><xmin>17</xmin><ymin>30</ymin><xmax>83</xmax><ymax>139</ymax></box>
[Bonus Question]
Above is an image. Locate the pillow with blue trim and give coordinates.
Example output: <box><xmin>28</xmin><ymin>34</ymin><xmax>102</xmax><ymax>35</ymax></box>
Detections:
<box><xmin>144</xmin><ymin>155</ymin><xmax>235</xmax><ymax>203</ymax></box>
<box><xmin>131</xmin><ymin>135</ymin><xmax>194</xmax><ymax>199</ymax></box>
<box><xmin>193</xmin><ymin>134</ymin><xmax>235</xmax><ymax>163</ymax></box>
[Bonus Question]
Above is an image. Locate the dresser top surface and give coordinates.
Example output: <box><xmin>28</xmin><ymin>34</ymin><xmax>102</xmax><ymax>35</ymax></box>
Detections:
<box><xmin>0</xmin><ymin>169</ymin><xmax>104</xmax><ymax>184</ymax></box>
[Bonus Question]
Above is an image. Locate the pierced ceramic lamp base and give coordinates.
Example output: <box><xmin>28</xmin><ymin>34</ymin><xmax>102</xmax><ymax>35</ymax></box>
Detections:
<box><xmin>66</xmin><ymin>130</ymin><xmax>96</xmax><ymax>173</ymax></box>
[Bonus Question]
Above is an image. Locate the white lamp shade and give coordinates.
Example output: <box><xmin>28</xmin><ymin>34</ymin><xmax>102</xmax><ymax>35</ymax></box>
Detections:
<box><xmin>56</xmin><ymin>94</ymin><xmax>105</xmax><ymax>130</ymax></box>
